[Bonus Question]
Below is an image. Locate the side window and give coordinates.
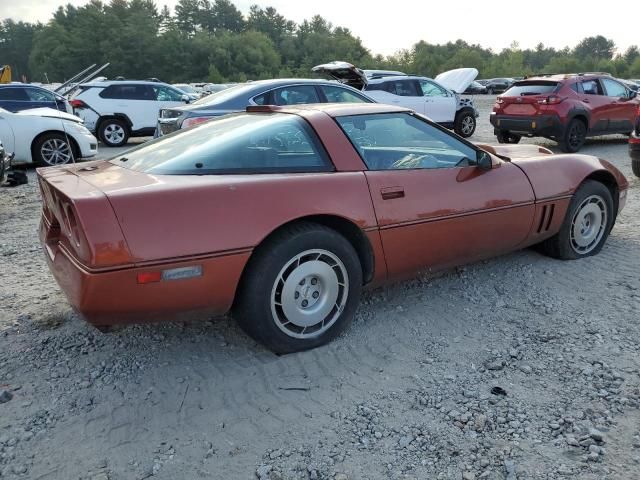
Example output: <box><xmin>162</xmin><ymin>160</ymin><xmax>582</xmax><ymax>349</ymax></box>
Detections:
<box><xmin>320</xmin><ymin>85</ymin><xmax>370</xmax><ymax>103</ymax></box>
<box><xmin>153</xmin><ymin>86</ymin><xmax>184</xmax><ymax>102</ymax></box>
<box><xmin>26</xmin><ymin>88</ymin><xmax>55</xmax><ymax>102</ymax></box>
<box><xmin>100</xmin><ymin>85</ymin><xmax>154</xmax><ymax>100</ymax></box>
<box><xmin>336</xmin><ymin>113</ymin><xmax>477</xmax><ymax>171</ymax></box>
<box><xmin>272</xmin><ymin>85</ymin><xmax>320</xmax><ymax>105</ymax></box>
<box><xmin>0</xmin><ymin>88</ymin><xmax>29</xmax><ymax>101</ymax></box>
<box><xmin>581</xmin><ymin>80</ymin><xmax>603</xmax><ymax>96</ymax></box>
<box><xmin>253</xmin><ymin>92</ymin><xmax>268</xmax><ymax>105</ymax></box>
<box><xmin>601</xmin><ymin>78</ymin><xmax>627</xmax><ymax>98</ymax></box>
<box><xmin>419</xmin><ymin>80</ymin><xmax>447</xmax><ymax>97</ymax></box>
<box><xmin>388</xmin><ymin>80</ymin><xmax>421</xmax><ymax>97</ymax></box>
<box><xmin>570</xmin><ymin>82</ymin><xmax>583</xmax><ymax>94</ymax></box>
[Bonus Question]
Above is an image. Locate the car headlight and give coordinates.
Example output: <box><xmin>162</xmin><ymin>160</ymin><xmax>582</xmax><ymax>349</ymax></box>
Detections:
<box><xmin>64</xmin><ymin>121</ymin><xmax>92</xmax><ymax>135</ymax></box>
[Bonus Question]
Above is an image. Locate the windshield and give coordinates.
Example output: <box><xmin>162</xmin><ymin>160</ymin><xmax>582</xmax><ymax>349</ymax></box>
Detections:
<box><xmin>192</xmin><ymin>83</ymin><xmax>249</xmax><ymax>106</ymax></box>
<box><xmin>111</xmin><ymin>112</ymin><xmax>330</xmax><ymax>175</ymax></box>
<box><xmin>503</xmin><ymin>81</ymin><xmax>559</xmax><ymax>96</ymax></box>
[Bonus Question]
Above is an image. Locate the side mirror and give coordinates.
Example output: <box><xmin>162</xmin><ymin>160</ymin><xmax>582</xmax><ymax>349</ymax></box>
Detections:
<box><xmin>629</xmin><ymin>90</ymin><xmax>637</xmax><ymax>99</ymax></box>
<box><xmin>181</xmin><ymin>94</ymin><xmax>190</xmax><ymax>103</ymax></box>
<box><xmin>477</xmin><ymin>151</ymin><xmax>492</xmax><ymax>170</ymax></box>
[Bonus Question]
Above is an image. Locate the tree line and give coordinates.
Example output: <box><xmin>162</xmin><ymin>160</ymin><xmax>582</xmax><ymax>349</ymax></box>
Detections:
<box><xmin>2</xmin><ymin>0</ymin><xmax>640</xmax><ymax>84</ymax></box>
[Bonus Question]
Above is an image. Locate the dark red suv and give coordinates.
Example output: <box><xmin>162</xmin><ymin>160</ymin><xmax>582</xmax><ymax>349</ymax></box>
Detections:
<box><xmin>490</xmin><ymin>74</ymin><xmax>639</xmax><ymax>152</ymax></box>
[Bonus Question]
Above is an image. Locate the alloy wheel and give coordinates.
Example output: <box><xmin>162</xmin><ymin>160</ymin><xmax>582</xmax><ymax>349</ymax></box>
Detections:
<box><xmin>270</xmin><ymin>249</ymin><xmax>349</xmax><ymax>339</ymax></box>
<box><xmin>569</xmin><ymin>195</ymin><xmax>607</xmax><ymax>254</ymax></box>
<box><xmin>41</xmin><ymin>138</ymin><xmax>72</xmax><ymax>165</ymax></box>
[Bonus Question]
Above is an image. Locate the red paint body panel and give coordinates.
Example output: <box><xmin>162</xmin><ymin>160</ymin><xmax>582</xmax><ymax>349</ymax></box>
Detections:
<box><xmin>36</xmin><ymin>104</ymin><xmax>630</xmax><ymax>328</ymax></box>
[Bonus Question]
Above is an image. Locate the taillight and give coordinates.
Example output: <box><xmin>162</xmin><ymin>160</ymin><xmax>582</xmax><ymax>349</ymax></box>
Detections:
<box><xmin>70</xmin><ymin>99</ymin><xmax>88</xmax><ymax>109</ymax></box>
<box><xmin>538</xmin><ymin>95</ymin><xmax>564</xmax><ymax>105</ymax></box>
<box><xmin>181</xmin><ymin>116</ymin><xmax>211</xmax><ymax>129</ymax></box>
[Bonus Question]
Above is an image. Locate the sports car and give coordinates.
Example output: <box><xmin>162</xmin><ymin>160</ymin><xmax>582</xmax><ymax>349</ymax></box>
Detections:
<box><xmin>38</xmin><ymin>103</ymin><xmax>628</xmax><ymax>353</ymax></box>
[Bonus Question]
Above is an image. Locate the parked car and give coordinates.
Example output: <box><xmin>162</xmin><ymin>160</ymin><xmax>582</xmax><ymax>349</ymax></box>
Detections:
<box><xmin>38</xmin><ymin>103</ymin><xmax>627</xmax><ymax>353</ymax></box>
<box><xmin>156</xmin><ymin>79</ymin><xmax>374</xmax><ymax>136</ymax></box>
<box><xmin>483</xmin><ymin>78</ymin><xmax>514</xmax><ymax>95</ymax></box>
<box><xmin>172</xmin><ymin>84</ymin><xmax>200</xmax><ymax>101</ymax></box>
<box><xmin>0</xmin><ymin>83</ymin><xmax>71</xmax><ymax>113</ymax></box>
<box><xmin>629</xmin><ymin>105</ymin><xmax>640</xmax><ymax>177</ymax></box>
<box><xmin>69</xmin><ymin>80</ymin><xmax>191</xmax><ymax>147</ymax></box>
<box><xmin>0</xmin><ymin>107</ymin><xmax>97</xmax><ymax>166</ymax></box>
<box><xmin>464</xmin><ymin>81</ymin><xmax>488</xmax><ymax>95</ymax></box>
<box><xmin>313</xmin><ymin>61</ymin><xmax>479</xmax><ymax>137</ymax></box>
<box><xmin>490</xmin><ymin>74</ymin><xmax>639</xmax><ymax>152</ymax></box>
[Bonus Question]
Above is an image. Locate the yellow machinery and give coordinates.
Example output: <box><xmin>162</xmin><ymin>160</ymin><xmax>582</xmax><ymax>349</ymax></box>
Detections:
<box><xmin>0</xmin><ymin>66</ymin><xmax>11</xmax><ymax>83</ymax></box>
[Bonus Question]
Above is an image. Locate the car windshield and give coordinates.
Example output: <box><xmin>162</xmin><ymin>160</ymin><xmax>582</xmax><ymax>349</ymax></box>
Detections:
<box><xmin>503</xmin><ymin>81</ymin><xmax>559</xmax><ymax>96</ymax></box>
<box><xmin>191</xmin><ymin>83</ymin><xmax>250</xmax><ymax>106</ymax></box>
<box><xmin>111</xmin><ymin>112</ymin><xmax>330</xmax><ymax>175</ymax></box>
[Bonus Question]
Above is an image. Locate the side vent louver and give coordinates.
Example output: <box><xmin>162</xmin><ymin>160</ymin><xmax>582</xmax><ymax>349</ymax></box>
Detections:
<box><xmin>537</xmin><ymin>204</ymin><xmax>555</xmax><ymax>233</ymax></box>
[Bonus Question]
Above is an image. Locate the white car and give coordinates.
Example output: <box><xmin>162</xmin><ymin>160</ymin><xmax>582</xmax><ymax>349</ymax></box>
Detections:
<box><xmin>313</xmin><ymin>62</ymin><xmax>480</xmax><ymax>137</ymax></box>
<box><xmin>0</xmin><ymin>107</ymin><xmax>97</xmax><ymax>166</ymax></box>
<box><xmin>69</xmin><ymin>80</ymin><xmax>190</xmax><ymax>147</ymax></box>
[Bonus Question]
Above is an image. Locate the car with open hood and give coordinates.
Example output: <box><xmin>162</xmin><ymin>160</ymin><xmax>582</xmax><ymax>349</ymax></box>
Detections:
<box><xmin>312</xmin><ymin>61</ymin><xmax>479</xmax><ymax>137</ymax></box>
<box><xmin>38</xmin><ymin>103</ymin><xmax>627</xmax><ymax>353</ymax></box>
<box><xmin>0</xmin><ymin>107</ymin><xmax>97</xmax><ymax>166</ymax></box>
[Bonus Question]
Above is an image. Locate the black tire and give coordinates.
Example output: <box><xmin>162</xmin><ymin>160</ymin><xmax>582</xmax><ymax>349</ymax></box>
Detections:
<box><xmin>234</xmin><ymin>222</ymin><xmax>363</xmax><ymax>354</ymax></box>
<box><xmin>496</xmin><ymin>131</ymin><xmax>521</xmax><ymax>144</ymax></box>
<box><xmin>32</xmin><ymin>133</ymin><xmax>76</xmax><ymax>166</ymax></box>
<box><xmin>538</xmin><ymin>180</ymin><xmax>614</xmax><ymax>260</ymax></box>
<box><xmin>98</xmin><ymin>118</ymin><xmax>129</xmax><ymax>147</ymax></box>
<box><xmin>454</xmin><ymin>110</ymin><xmax>476</xmax><ymax>138</ymax></box>
<box><xmin>559</xmin><ymin>118</ymin><xmax>587</xmax><ymax>153</ymax></box>
<box><xmin>632</xmin><ymin>157</ymin><xmax>640</xmax><ymax>178</ymax></box>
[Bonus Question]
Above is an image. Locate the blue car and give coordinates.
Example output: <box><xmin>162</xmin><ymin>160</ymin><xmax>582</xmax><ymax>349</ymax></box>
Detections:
<box><xmin>0</xmin><ymin>84</ymin><xmax>71</xmax><ymax>113</ymax></box>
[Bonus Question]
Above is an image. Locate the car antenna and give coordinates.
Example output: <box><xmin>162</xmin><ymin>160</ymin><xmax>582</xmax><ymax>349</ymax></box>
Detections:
<box><xmin>52</xmin><ymin>86</ymin><xmax>76</xmax><ymax>165</ymax></box>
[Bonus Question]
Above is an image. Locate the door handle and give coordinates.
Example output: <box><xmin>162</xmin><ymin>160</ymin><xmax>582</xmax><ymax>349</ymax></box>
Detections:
<box><xmin>380</xmin><ymin>186</ymin><xmax>405</xmax><ymax>200</ymax></box>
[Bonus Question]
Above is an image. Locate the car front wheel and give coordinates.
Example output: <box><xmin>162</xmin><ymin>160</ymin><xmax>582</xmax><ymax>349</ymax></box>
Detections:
<box><xmin>538</xmin><ymin>180</ymin><xmax>614</xmax><ymax>260</ymax></box>
<box><xmin>454</xmin><ymin>111</ymin><xmax>476</xmax><ymax>138</ymax></box>
<box><xmin>33</xmin><ymin>133</ymin><xmax>75</xmax><ymax>166</ymax></box>
<box><xmin>99</xmin><ymin>118</ymin><xmax>129</xmax><ymax>147</ymax></box>
<box><xmin>632</xmin><ymin>157</ymin><xmax>640</xmax><ymax>177</ymax></box>
<box><xmin>235</xmin><ymin>222</ymin><xmax>363</xmax><ymax>354</ymax></box>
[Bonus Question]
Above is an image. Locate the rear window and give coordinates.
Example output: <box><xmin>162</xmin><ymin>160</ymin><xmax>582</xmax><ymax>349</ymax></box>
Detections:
<box><xmin>100</xmin><ymin>84</ymin><xmax>154</xmax><ymax>100</ymax></box>
<box><xmin>111</xmin><ymin>113</ymin><xmax>332</xmax><ymax>175</ymax></box>
<box><xmin>503</xmin><ymin>81</ymin><xmax>559</xmax><ymax>96</ymax></box>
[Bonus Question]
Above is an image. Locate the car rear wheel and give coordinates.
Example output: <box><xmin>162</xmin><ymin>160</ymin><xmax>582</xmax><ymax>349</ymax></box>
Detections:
<box><xmin>559</xmin><ymin>119</ymin><xmax>586</xmax><ymax>153</ymax></box>
<box><xmin>496</xmin><ymin>131</ymin><xmax>521</xmax><ymax>144</ymax></box>
<box><xmin>234</xmin><ymin>222</ymin><xmax>363</xmax><ymax>354</ymax></box>
<box><xmin>33</xmin><ymin>133</ymin><xmax>76</xmax><ymax>166</ymax></box>
<box><xmin>99</xmin><ymin>118</ymin><xmax>129</xmax><ymax>147</ymax></box>
<box><xmin>454</xmin><ymin>111</ymin><xmax>476</xmax><ymax>138</ymax></box>
<box><xmin>538</xmin><ymin>180</ymin><xmax>613</xmax><ymax>260</ymax></box>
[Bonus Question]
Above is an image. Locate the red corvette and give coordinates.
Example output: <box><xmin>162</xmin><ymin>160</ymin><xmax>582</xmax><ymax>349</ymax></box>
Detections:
<box><xmin>38</xmin><ymin>104</ymin><xmax>628</xmax><ymax>353</ymax></box>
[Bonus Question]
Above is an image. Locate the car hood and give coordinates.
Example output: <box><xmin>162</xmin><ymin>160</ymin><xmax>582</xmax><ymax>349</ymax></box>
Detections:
<box><xmin>16</xmin><ymin>107</ymin><xmax>82</xmax><ymax>123</ymax></box>
<box><xmin>312</xmin><ymin>61</ymin><xmax>367</xmax><ymax>90</ymax></box>
<box><xmin>434</xmin><ymin>68</ymin><xmax>478</xmax><ymax>94</ymax></box>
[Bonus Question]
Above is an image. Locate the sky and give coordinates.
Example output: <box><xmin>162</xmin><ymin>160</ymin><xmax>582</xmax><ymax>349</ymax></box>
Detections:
<box><xmin>2</xmin><ymin>0</ymin><xmax>638</xmax><ymax>56</ymax></box>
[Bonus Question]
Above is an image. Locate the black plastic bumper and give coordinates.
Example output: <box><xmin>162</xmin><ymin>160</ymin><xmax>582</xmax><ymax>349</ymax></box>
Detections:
<box><xmin>490</xmin><ymin>114</ymin><xmax>563</xmax><ymax>139</ymax></box>
<box><xmin>629</xmin><ymin>136</ymin><xmax>640</xmax><ymax>161</ymax></box>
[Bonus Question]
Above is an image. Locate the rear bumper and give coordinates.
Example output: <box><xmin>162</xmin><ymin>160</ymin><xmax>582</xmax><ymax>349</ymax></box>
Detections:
<box><xmin>490</xmin><ymin>113</ymin><xmax>563</xmax><ymax>138</ymax></box>
<box><xmin>40</xmin><ymin>217</ymin><xmax>250</xmax><ymax>326</ymax></box>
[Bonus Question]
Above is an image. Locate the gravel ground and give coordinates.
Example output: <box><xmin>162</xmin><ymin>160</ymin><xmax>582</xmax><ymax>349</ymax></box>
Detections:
<box><xmin>1</xmin><ymin>96</ymin><xmax>639</xmax><ymax>480</ymax></box>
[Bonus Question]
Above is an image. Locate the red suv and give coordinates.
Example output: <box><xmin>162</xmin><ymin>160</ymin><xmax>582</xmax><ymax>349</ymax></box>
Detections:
<box><xmin>490</xmin><ymin>74</ymin><xmax>639</xmax><ymax>152</ymax></box>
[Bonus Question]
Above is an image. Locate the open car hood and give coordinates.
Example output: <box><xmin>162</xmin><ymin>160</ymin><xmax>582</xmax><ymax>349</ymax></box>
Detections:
<box><xmin>434</xmin><ymin>68</ymin><xmax>478</xmax><ymax>94</ymax></box>
<box><xmin>16</xmin><ymin>107</ymin><xmax>82</xmax><ymax>123</ymax></box>
<box><xmin>312</xmin><ymin>61</ymin><xmax>367</xmax><ymax>90</ymax></box>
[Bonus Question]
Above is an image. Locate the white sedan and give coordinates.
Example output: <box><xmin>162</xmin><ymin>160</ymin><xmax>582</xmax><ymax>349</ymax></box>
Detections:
<box><xmin>0</xmin><ymin>107</ymin><xmax>98</xmax><ymax>166</ymax></box>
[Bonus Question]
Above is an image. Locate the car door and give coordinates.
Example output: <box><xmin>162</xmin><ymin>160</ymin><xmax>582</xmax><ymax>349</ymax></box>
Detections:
<box><xmin>99</xmin><ymin>84</ymin><xmax>156</xmax><ymax>131</ymax></box>
<box><xmin>418</xmin><ymin>79</ymin><xmax>456</xmax><ymax>123</ymax></box>
<box><xmin>600</xmin><ymin>78</ymin><xmax>637</xmax><ymax>133</ymax></box>
<box><xmin>334</xmin><ymin>112</ymin><xmax>535</xmax><ymax>279</ymax></box>
<box><xmin>367</xmin><ymin>80</ymin><xmax>427</xmax><ymax>114</ymax></box>
<box><xmin>579</xmin><ymin>79</ymin><xmax>611</xmax><ymax>133</ymax></box>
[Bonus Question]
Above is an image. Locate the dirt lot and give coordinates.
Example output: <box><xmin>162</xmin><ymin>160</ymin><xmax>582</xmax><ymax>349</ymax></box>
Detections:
<box><xmin>1</xmin><ymin>96</ymin><xmax>639</xmax><ymax>480</ymax></box>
